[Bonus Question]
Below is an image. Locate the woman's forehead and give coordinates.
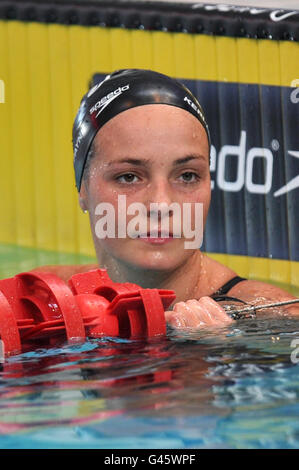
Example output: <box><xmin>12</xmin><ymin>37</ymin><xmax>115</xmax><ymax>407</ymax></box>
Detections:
<box><xmin>94</xmin><ymin>104</ymin><xmax>209</xmax><ymax>154</ymax></box>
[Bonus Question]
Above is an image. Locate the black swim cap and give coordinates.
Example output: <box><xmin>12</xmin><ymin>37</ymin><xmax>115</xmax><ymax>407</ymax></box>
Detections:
<box><xmin>73</xmin><ymin>69</ymin><xmax>210</xmax><ymax>191</ymax></box>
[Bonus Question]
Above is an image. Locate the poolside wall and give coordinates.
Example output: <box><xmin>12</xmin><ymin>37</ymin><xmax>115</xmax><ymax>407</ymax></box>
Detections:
<box><xmin>0</xmin><ymin>1</ymin><xmax>298</xmax><ymax>285</ymax></box>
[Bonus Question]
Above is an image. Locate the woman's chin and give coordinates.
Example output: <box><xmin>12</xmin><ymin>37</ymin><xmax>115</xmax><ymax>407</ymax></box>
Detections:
<box><xmin>97</xmin><ymin>239</ymin><xmax>192</xmax><ymax>272</ymax></box>
<box><xmin>119</xmin><ymin>250</ymin><xmax>189</xmax><ymax>272</ymax></box>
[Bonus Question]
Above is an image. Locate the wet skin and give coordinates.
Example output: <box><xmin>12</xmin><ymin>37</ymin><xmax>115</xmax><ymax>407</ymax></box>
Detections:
<box><xmin>32</xmin><ymin>104</ymin><xmax>299</xmax><ymax>327</ymax></box>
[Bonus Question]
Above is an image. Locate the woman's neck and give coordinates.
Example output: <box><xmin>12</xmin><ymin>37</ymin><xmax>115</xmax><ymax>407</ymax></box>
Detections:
<box><xmin>97</xmin><ymin>249</ymin><xmax>208</xmax><ymax>303</ymax></box>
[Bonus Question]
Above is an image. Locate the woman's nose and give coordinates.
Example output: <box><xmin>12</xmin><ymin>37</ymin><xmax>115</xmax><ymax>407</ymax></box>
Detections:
<box><xmin>145</xmin><ymin>179</ymin><xmax>174</xmax><ymax>218</ymax></box>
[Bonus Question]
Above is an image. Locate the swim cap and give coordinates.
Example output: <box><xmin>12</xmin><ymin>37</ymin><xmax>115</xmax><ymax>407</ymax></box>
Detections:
<box><xmin>73</xmin><ymin>69</ymin><xmax>210</xmax><ymax>191</ymax></box>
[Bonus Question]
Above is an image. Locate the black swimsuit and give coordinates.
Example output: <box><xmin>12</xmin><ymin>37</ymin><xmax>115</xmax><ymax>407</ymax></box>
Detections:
<box><xmin>211</xmin><ymin>276</ymin><xmax>247</xmax><ymax>296</ymax></box>
<box><xmin>210</xmin><ymin>276</ymin><xmax>248</xmax><ymax>305</ymax></box>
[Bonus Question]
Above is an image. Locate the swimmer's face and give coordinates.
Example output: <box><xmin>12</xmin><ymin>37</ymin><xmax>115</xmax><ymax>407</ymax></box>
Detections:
<box><xmin>79</xmin><ymin>104</ymin><xmax>211</xmax><ymax>271</ymax></box>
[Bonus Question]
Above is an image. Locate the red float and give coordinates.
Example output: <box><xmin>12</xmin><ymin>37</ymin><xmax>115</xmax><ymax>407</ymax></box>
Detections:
<box><xmin>0</xmin><ymin>269</ymin><xmax>175</xmax><ymax>357</ymax></box>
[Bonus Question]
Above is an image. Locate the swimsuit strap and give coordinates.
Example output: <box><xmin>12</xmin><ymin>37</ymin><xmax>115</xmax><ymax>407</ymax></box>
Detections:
<box><xmin>210</xmin><ymin>276</ymin><xmax>247</xmax><ymax>296</ymax></box>
<box><xmin>209</xmin><ymin>295</ymin><xmax>248</xmax><ymax>304</ymax></box>
<box><xmin>209</xmin><ymin>277</ymin><xmax>250</xmax><ymax>311</ymax></box>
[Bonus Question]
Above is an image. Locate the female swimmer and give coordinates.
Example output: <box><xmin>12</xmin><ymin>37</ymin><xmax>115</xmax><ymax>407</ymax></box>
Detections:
<box><xmin>32</xmin><ymin>69</ymin><xmax>299</xmax><ymax>328</ymax></box>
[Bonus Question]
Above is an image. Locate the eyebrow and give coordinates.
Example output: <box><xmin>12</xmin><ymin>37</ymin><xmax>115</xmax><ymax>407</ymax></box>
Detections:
<box><xmin>107</xmin><ymin>154</ymin><xmax>207</xmax><ymax>167</ymax></box>
<box><xmin>174</xmin><ymin>154</ymin><xmax>206</xmax><ymax>165</ymax></box>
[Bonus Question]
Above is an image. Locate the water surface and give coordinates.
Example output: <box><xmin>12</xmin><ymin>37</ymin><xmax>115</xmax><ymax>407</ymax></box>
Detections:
<box><xmin>1</xmin><ymin>316</ymin><xmax>298</xmax><ymax>449</ymax></box>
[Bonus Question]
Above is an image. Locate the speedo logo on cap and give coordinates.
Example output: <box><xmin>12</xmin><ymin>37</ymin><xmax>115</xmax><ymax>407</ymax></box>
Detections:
<box><xmin>87</xmin><ymin>74</ymin><xmax>111</xmax><ymax>98</ymax></box>
<box><xmin>73</xmin><ymin>121</ymin><xmax>89</xmax><ymax>158</ymax></box>
<box><xmin>184</xmin><ymin>96</ymin><xmax>206</xmax><ymax>124</ymax></box>
<box><xmin>90</xmin><ymin>85</ymin><xmax>130</xmax><ymax>117</ymax></box>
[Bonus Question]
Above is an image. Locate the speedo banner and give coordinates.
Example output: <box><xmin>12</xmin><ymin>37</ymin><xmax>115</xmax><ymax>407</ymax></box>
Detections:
<box><xmin>0</xmin><ymin>0</ymin><xmax>298</xmax><ymax>285</ymax></box>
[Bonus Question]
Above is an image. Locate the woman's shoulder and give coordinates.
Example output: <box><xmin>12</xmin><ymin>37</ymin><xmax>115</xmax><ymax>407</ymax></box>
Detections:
<box><xmin>30</xmin><ymin>263</ymin><xmax>99</xmax><ymax>283</ymax></box>
<box><xmin>201</xmin><ymin>255</ymin><xmax>298</xmax><ymax>314</ymax></box>
<box><xmin>227</xmin><ymin>278</ymin><xmax>297</xmax><ymax>301</ymax></box>
<box><xmin>202</xmin><ymin>254</ymin><xmax>239</xmax><ymax>292</ymax></box>
<box><xmin>203</xmin><ymin>254</ymin><xmax>295</xmax><ymax>297</ymax></box>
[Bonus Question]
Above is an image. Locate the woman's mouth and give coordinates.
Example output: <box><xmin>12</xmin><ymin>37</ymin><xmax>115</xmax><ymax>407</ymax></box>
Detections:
<box><xmin>137</xmin><ymin>232</ymin><xmax>176</xmax><ymax>244</ymax></box>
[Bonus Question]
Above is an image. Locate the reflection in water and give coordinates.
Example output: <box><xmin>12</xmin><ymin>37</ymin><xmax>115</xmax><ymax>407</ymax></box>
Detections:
<box><xmin>0</xmin><ymin>316</ymin><xmax>299</xmax><ymax>448</ymax></box>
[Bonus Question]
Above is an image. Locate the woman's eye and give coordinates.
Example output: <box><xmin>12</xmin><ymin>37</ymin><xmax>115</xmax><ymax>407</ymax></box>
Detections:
<box><xmin>179</xmin><ymin>172</ymin><xmax>199</xmax><ymax>183</ymax></box>
<box><xmin>116</xmin><ymin>173</ymin><xmax>139</xmax><ymax>183</ymax></box>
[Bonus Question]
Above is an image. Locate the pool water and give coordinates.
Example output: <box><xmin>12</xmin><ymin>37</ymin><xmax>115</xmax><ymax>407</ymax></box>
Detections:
<box><xmin>1</xmin><ymin>315</ymin><xmax>299</xmax><ymax>449</ymax></box>
<box><xmin>0</xmin><ymin>244</ymin><xmax>298</xmax><ymax>449</ymax></box>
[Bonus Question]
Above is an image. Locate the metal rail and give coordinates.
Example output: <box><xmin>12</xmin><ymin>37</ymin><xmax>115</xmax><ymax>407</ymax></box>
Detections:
<box><xmin>224</xmin><ymin>298</ymin><xmax>299</xmax><ymax>320</ymax></box>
